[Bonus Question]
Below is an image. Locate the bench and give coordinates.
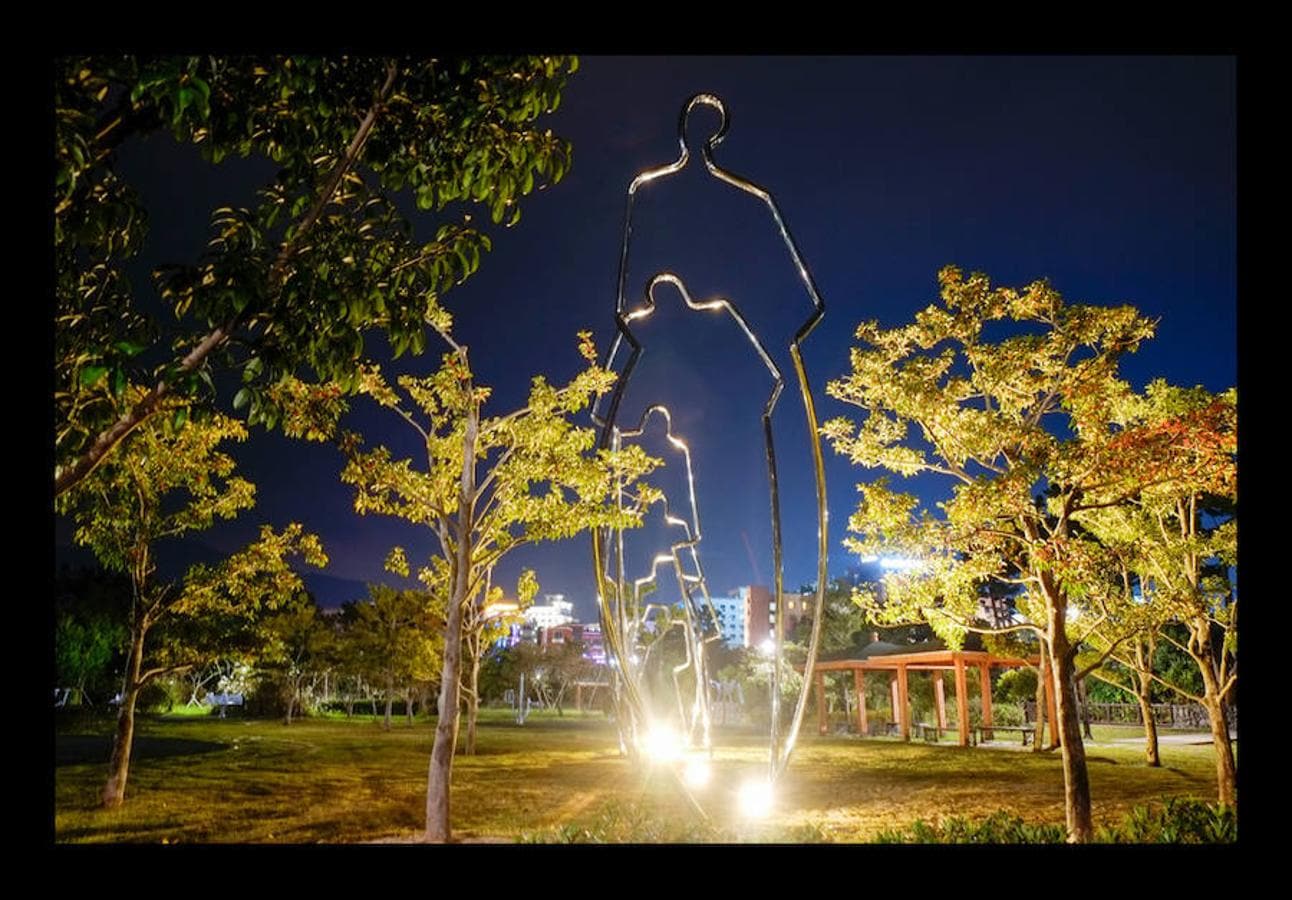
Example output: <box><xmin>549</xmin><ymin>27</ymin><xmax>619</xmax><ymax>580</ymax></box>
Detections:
<box><xmin>206</xmin><ymin>692</ymin><xmax>244</xmax><ymax>718</ymax></box>
<box><xmin>974</xmin><ymin>724</ymin><xmax>1034</xmax><ymax>746</ymax></box>
<box><xmin>915</xmin><ymin>723</ymin><xmax>943</xmax><ymax>742</ymax></box>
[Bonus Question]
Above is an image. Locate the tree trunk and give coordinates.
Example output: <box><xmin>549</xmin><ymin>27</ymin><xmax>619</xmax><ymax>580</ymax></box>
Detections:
<box><xmin>406</xmin><ymin>688</ymin><xmax>415</xmax><ymax>726</ymax></box>
<box><xmin>1202</xmin><ymin>694</ymin><xmax>1236</xmax><ymax>806</ymax></box>
<box><xmin>427</xmin><ymin>580</ymin><xmax>465</xmax><ymax>841</ymax></box>
<box><xmin>103</xmin><ymin>629</ymin><xmax>146</xmax><ymax>808</ymax></box>
<box><xmin>1133</xmin><ymin>642</ymin><xmax>1160</xmax><ymax>767</ymax></box>
<box><xmin>1050</xmin><ymin>629</ymin><xmax>1094</xmax><ymax>843</ymax></box>
<box><xmin>383</xmin><ymin>673</ymin><xmax>394</xmax><ymax>731</ymax></box>
<box><xmin>1136</xmin><ymin>676</ymin><xmax>1160</xmax><ymax>767</ymax></box>
<box><xmin>1076</xmin><ymin>674</ymin><xmax>1094</xmax><ymax>741</ymax></box>
<box><xmin>425</xmin><ymin>385</ymin><xmax>476</xmax><ymax>843</ymax></box>
<box><xmin>1188</xmin><ymin>619</ymin><xmax>1237</xmax><ymax>807</ymax></box>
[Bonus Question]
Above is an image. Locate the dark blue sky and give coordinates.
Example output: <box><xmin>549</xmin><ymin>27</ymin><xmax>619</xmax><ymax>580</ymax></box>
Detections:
<box><xmin>57</xmin><ymin>56</ymin><xmax>1237</xmax><ymax>620</ymax></box>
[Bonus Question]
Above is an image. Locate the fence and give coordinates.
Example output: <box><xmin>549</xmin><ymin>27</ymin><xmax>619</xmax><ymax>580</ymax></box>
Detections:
<box><xmin>1024</xmin><ymin>700</ymin><xmax>1234</xmax><ymax>730</ymax></box>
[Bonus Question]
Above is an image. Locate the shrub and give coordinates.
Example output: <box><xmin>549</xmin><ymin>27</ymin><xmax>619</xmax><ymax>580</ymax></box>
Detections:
<box><xmin>1097</xmin><ymin>797</ymin><xmax>1236</xmax><ymax>844</ymax></box>
<box><xmin>875</xmin><ymin>798</ymin><xmax>1235</xmax><ymax>844</ymax></box>
<box><xmin>874</xmin><ymin>811</ymin><xmax>1064</xmax><ymax>844</ymax></box>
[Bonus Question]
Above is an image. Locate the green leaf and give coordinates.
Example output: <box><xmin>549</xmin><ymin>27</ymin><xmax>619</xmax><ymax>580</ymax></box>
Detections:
<box><xmin>111</xmin><ymin>368</ymin><xmax>126</xmax><ymax>398</ymax></box>
<box><xmin>233</xmin><ymin>387</ymin><xmax>251</xmax><ymax>410</ymax></box>
<box><xmin>80</xmin><ymin>366</ymin><xmax>108</xmax><ymax>388</ymax></box>
<box><xmin>113</xmin><ymin>340</ymin><xmax>148</xmax><ymax>357</ymax></box>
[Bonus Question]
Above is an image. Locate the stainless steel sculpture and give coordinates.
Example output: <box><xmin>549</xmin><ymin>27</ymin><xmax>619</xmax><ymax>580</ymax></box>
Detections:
<box><xmin>591</xmin><ymin>93</ymin><xmax>830</xmax><ymax>801</ymax></box>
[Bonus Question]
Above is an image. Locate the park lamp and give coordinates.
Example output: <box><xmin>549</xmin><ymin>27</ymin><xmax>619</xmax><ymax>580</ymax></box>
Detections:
<box><xmin>641</xmin><ymin>724</ymin><xmax>683</xmax><ymax>764</ymax></box>
<box><xmin>738</xmin><ymin>777</ymin><xmax>774</xmax><ymax>819</ymax></box>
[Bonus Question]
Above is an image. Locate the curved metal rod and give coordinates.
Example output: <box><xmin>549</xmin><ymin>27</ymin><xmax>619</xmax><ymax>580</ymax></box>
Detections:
<box><xmin>605</xmin><ymin>405</ymin><xmax>720</xmax><ymax>750</ymax></box>
<box><xmin>593</xmin><ymin>93</ymin><xmax>829</xmax><ymax>786</ymax></box>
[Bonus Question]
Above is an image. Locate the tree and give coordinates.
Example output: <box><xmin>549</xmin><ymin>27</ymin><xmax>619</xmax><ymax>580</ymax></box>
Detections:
<box><xmin>55</xmin><ymin>55</ymin><xmax>578</xmax><ymax>497</ymax></box>
<box><xmin>328</xmin><ymin>331</ymin><xmax>660</xmax><ymax>842</ymax></box>
<box><xmin>54</xmin><ymin>566</ymin><xmax>131</xmax><ymax>706</ymax></box>
<box><xmin>260</xmin><ymin>596</ymin><xmax>334</xmax><ymax>725</ymax></box>
<box><xmin>348</xmin><ymin>584</ymin><xmax>444</xmax><ymax>730</ymax></box>
<box><xmin>55</xmin><ymin>392</ymin><xmax>326</xmax><ymax>806</ymax></box>
<box><xmin>1077</xmin><ymin>382</ymin><xmax>1237</xmax><ymax>802</ymax></box>
<box><xmin>823</xmin><ymin>266</ymin><xmax>1165</xmax><ymax>842</ymax></box>
<box><xmin>460</xmin><ymin>568</ymin><xmax>534</xmax><ymax>754</ymax></box>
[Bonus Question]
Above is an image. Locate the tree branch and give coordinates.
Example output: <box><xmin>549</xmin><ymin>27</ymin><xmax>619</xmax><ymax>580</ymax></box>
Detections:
<box><xmin>56</xmin><ymin>61</ymin><xmax>401</xmax><ymax>498</ymax></box>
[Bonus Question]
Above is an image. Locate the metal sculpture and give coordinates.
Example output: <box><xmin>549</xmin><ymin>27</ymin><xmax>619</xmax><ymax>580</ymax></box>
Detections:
<box><xmin>591</xmin><ymin>93</ymin><xmax>830</xmax><ymax>808</ymax></box>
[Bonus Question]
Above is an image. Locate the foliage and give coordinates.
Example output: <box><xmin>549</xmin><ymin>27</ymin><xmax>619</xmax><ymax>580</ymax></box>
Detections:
<box><xmin>1077</xmin><ymin>383</ymin><xmax>1237</xmax><ymax>706</ymax></box>
<box><xmin>995</xmin><ymin>667</ymin><xmax>1038</xmax><ymax>704</ymax></box>
<box><xmin>874</xmin><ymin>811</ymin><xmax>1066</xmax><ymax>844</ymax></box>
<box><xmin>55</xmin><ymin>55</ymin><xmax>579</xmax><ymax>495</ymax></box>
<box><xmin>789</xmin><ymin>576</ymin><xmax>870</xmax><ymax>651</ymax></box>
<box><xmin>55</xmin><ymin>395</ymin><xmax>326</xmax><ymax>803</ymax></box>
<box><xmin>54</xmin><ymin>567</ymin><xmax>131</xmax><ymax>704</ymax></box>
<box><xmin>258</xmin><ymin>595</ymin><xmax>334</xmax><ymax>720</ymax></box>
<box><xmin>822</xmin><ymin>266</ymin><xmax>1179</xmax><ymax>838</ymax></box>
<box><xmin>323</xmin><ymin>331</ymin><xmax>659</xmax><ymax>839</ymax></box>
<box><xmin>877</xmin><ymin>797</ymin><xmax>1236</xmax><ymax>844</ymax></box>
<box><xmin>1096</xmin><ymin>797</ymin><xmax>1236</xmax><ymax>844</ymax></box>
<box><xmin>823</xmin><ymin>266</ymin><xmax>1159</xmax><ymax>647</ymax></box>
<box><xmin>345</xmin><ymin>584</ymin><xmax>444</xmax><ymax>726</ymax></box>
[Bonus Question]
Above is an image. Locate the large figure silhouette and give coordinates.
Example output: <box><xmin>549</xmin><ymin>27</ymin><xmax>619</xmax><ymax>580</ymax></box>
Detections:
<box><xmin>591</xmin><ymin>94</ymin><xmax>830</xmax><ymax>784</ymax></box>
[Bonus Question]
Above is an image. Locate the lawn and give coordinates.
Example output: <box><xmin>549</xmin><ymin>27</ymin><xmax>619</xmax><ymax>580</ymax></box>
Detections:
<box><xmin>54</xmin><ymin>709</ymin><xmax>1223</xmax><ymax>843</ymax></box>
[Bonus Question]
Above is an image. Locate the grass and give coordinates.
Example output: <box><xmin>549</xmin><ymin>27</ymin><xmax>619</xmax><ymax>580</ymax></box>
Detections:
<box><xmin>54</xmin><ymin>708</ymin><xmax>1224</xmax><ymax>843</ymax></box>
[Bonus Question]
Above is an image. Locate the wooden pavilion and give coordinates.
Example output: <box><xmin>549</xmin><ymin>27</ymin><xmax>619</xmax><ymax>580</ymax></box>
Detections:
<box><xmin>805</xmin><ymin>641</ymin><xmax>1057</xmax><ymax>747</ymax></box>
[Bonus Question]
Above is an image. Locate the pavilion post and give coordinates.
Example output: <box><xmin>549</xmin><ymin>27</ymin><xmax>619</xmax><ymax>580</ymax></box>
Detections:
<box><xmin>896</xmin><ymin>664</ymin><xmax>910</xmax><ymax>742</ymax></box>
<box><xmin>889</xmin><ymin>674</ymin><xmax>899</xmax><ymax>729</ymax></box>
<box><xmin>979</xmin><ymin>664</ymin><xmax>993</xmax><ymax>729</ymax></box>
<box><xmin>934</xmin><ymin>671</ymin><xmax>948</xmax><ymax>730</ymax></box>
<box><xmin>816</xmin><ymin>670</ymin><xmax>828</xmax><ymax>736</ymax></box>
<box><xmin>954</xmin><ymin>655</ymin><xmax>970</xmax><ymax>747</ymax></box>
<box><xmin>854</xmin><ymin>669</ymin><xmax>868</xmax><ymax>735</ymax></box>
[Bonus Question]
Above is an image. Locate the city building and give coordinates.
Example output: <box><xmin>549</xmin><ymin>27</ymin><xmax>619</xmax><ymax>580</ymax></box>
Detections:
<box><xmin>708</xmin><ymin>594</ymin><xmax>747</xmax><ymax>648</ymax></box>
<box><xmin>524</xmin><ymin>594</ymin><xmax>574</xmax><ymax>630</ymax></box>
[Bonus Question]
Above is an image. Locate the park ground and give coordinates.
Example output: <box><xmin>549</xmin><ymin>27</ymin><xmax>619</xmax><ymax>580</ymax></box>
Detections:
<box><xmin>54</xmin><ymin>709</ymin><xmax>1224</xmax><ymax>843</ymax></box>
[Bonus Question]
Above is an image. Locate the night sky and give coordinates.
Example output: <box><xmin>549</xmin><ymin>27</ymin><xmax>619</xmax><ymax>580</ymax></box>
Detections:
<box><xmin>55</xmin><ymin>56</ymin><xmax>1236</xmax><ymax>621</ymax></box>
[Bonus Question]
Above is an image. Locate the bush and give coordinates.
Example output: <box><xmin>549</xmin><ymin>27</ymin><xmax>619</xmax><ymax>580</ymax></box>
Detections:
<box><xmin>137</xmin><ymin>677</ymin><xmax>185</xmax><ymax>713</ymax></box>
<box><xmin>875</xmin><ymin>811</ymin><xmax>1064</xmax><ymax>844</ymax></box>
<box><xmin>1097</xmin><ymin>797</ymin><xmax>1236</xmax><ymax>844</ymax></box>
<box><xmin>995</xmin><ymin>668</ymin><xmax>1038</xmax><ymax>704</ymax></box>
<box><xmin>875</xmin><ymin>798</ymin><xmax>1236</xmax><ymax>844</ymax></box>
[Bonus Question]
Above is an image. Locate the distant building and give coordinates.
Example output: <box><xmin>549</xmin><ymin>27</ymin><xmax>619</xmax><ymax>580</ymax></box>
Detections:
<box><xmin>524</xmin><ymin>594</ymin><xmax>574</xmax><ymax>630</ymax></box>
<box><xmin>541</xmin><ymin>621</ymin><xmax>606</xmax><ymax>664</ymax></box>
<box><xmin>709</xmin><ymin>595</ymin><xmax>746</xmax><ymax>648</ymax></box>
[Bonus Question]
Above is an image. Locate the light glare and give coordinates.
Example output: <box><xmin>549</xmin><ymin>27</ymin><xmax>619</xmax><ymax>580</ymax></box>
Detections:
<box><xmin>683</xmin><ymin>757</ymin><xmax>711</xmax><ymax>789</ymax></box>
<box><xmin>738</xmin><ymin>779</ymin><xmax>774</xmax><ymax>819</ymax></box>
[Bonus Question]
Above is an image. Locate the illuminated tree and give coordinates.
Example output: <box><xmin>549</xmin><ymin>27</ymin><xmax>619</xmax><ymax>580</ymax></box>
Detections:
<box><xmin>260</xmin><ymin>596</ymin><xmax>334</xmax><ymax>725</ymax></box>
<box><xmin>56</xmin><ymin>392</ymin><xmax>326</xmax><ymax>806</ymax></box>
<box><xmin>461</xmin><ymin>568</ymin><xmax>534</xmax><ymax>754</ymax></box>
<box><xmin>327</xmin><ymin>331</ymin><xmax>660</xmax><ymax>842</ymax></box>
<box><xmin>348</xmin><ymin>584</ymin><xmax>444</xmax><ymax>730</ymax></box>
<box><xmin>823</xmin><ymin>266</ymin><xmax>1164</xmax><ymax>842</ymax></box>
<box><xmin>55</xmin><ymin>55</ymin><xmax>577</xmax><ymax>497</ymax></box>
<box><xmin>1076</xmin><ymin>382</ymin><xmax>1237</xmax><ymax>803</ymax></box>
